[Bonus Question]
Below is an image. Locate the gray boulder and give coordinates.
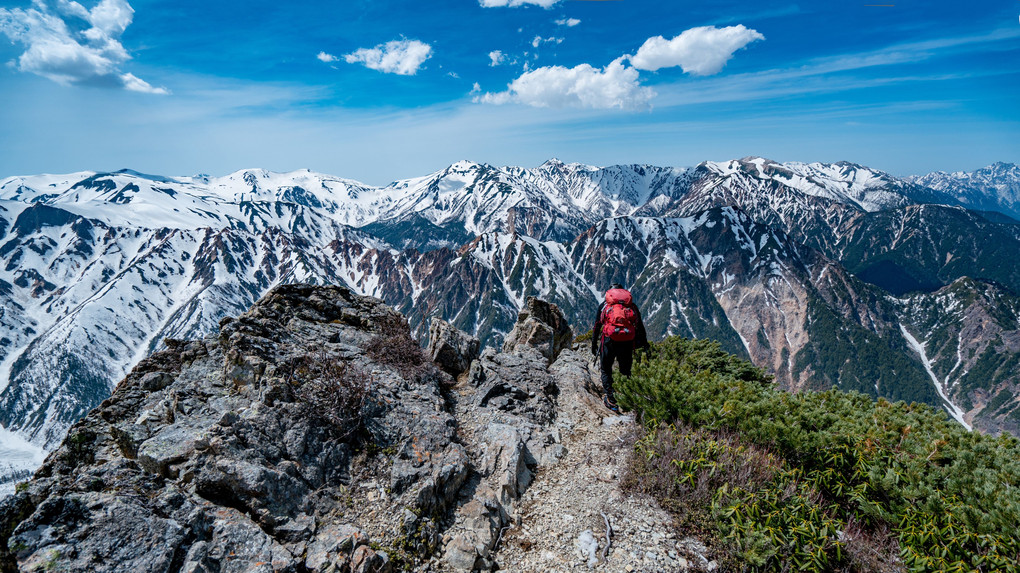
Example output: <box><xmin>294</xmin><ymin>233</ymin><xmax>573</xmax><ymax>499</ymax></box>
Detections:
<box><xmin>427</xmin><ymin>317</ymin><xmax>480</xmax><ymax>376</ymax></box>
<box><xmin>501</xmin><ymin>296</ymin><xmax>573</xmax><ymax>362</ymax></box>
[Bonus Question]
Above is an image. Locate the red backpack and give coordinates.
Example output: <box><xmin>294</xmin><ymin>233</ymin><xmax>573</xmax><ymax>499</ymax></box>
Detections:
<box><xmin>601</xmin><ymin>288</ymin><xmax>637</xmax><ymax>342</ymax></box>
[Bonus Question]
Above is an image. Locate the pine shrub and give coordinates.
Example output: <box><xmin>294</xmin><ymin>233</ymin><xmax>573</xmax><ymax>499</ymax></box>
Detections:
<box><xmin>617</xmin><ymin>336</ymin><xmax>1020</xmax><ymax>572</ymax></box>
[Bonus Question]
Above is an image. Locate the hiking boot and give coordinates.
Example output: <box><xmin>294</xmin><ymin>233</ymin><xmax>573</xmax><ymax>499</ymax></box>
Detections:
<box><xmin>603</xmin><ymin>395</ymin><xmax>619</xmax><ymax>413</ymax></box>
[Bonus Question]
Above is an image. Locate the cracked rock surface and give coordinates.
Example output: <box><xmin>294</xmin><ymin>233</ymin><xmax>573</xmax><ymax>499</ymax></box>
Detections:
<box><xmin>0</xmin><ymin>285</ymin><xmax>711</xmax><ymax>572</ymax></box>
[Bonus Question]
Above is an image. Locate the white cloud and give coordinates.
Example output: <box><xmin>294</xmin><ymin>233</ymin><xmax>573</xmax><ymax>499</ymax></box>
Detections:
<box><xmin>317</xmin><ymin>51</ymin><xmax>339</xmax><ymax>63</ymax></box>
<box><xmin>555</xmin><ymin>18</ymin><xmax>580</xmax><ymax>27</ymax></box>
<box><xmin>119</xmin><ymin>71</ymin><xmax>165</xmax><ymax>94</ymax></box>
<box><xmin>489</xmin><ymin>50</ymin><xmax>505</xmax><ymax>66</ymax></box>
<box><xmin>531</xmin><ymin>36</ymin><xmax>563</xmax><ymax>48</ymax></box>
<box><xmin>345</xmin><ymin>39</ymin><xmax>433</xmax><ymax>75</ymax></box>
<box><xmin>630</xmin><ymin>25</ymin><xmax>764</xmax><ymax>76</ymax></box>
<box><xmin>479</xmin><ymin>0</ymin><xmax>560</xmax><ymax>8</ymax></box>
<box><xmin>477</xmin><ymin>57</ymin><xmax>654</xmax><ymax>110</ymax></box>
<box><xmin>0</xmin><ymin>0</ymin><xmax>166</xmax><ymax>93</ymax></box>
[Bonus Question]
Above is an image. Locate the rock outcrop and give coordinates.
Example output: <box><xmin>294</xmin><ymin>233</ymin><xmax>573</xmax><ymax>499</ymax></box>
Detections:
<box><xmin>427</xmin><ymin>318</ymin><xmax>480</xmax><ymax>377</ymax></box>
<box><xmin>501</xmin><ymin>297</ymin><xmax>574</xmax><ymax>363</ymax></box>
<box><xmin>0</xmin><ymin>285</ymin><xmax>711</xmax><ymax>572</ymax></box>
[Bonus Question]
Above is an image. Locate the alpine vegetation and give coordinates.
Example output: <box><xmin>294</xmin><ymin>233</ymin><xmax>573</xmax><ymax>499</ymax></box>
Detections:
<box><xmin>620</xmin><ymin>337</ymin><xmax>1020</xmax><ymax>572</ymax></box>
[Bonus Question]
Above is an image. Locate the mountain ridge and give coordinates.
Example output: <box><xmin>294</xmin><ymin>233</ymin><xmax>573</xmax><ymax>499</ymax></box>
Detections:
<box><xmin>2</xmin><ymin>157</ymin><xmax>1019</xmax><ymax>495</ymax></box>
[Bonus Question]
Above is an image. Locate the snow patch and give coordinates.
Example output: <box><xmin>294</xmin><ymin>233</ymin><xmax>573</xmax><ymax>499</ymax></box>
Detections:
<box><xmin>899</xmin><ymin>324</ymin><xmax>971</xmax><ymax>430</ymax></box>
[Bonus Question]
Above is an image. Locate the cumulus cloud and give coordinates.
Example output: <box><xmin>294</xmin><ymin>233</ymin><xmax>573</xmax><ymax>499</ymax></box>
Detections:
<box><xmin>345</xmin><ymin>39</ymin><xmax>433</xmax><ymax>75</ymax></box>
<box><xmin>0</xmin><ymin>0</ymin><xmax>166</xmax><ymax>93</ymax></box>
<box><xmin>555</xmin><ymin>18</ymin><xmax>580</xmax><ymax>27</ymax></box>
<box><xmin>476</xmin><ymin>57</ymin><xmax>654</xmax><ymax>110</ymax></box>
<box><xmin>317</xmin><ymin>51</ymin><xmax>339</xmax><ymax>63</ymax></box>
<box><xmin>479</xmin><ymin>0</ymin><xmax>560</xmax><ymax>8</ymax></box>
<box><xmin>489</xmin><ymin>50</ymin><xmax>506</xmax><ymax>66</ymax></box>
<box><xmin>630</xmin><ymin>25</ymin><xmax>764</xmax><ymax>76</ymax></box>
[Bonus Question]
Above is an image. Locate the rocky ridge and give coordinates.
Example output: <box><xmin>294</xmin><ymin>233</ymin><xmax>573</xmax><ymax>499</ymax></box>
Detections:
<box><xmin>0</xmin><ymin>285</ymin><xmax>713</xmax><ymax>572</ymax></box>
<box><xmin>5</xmin><ymin>158</ymin><xmax>1020</xmax><ymax>495</ymax></box>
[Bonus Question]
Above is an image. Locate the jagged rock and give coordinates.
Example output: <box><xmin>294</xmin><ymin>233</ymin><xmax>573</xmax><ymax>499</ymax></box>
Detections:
<box><xmin>135</xmin><ymin>417</ymin><xmax>214</xmax><ymax>478</ymax></box>
<box><xmin>304</xmin><ymin>523</ymin><xmax>362</xmax><ymax>570</ymax></box>
<box><xmin>440</xmin><ymin>304</ymin><xmax>576</xmax><ymax>571</ymax></box>
<box><xmin>350</xmin><ymin>545</ymin><xmax>392</xmax><ymax>573</ymax></box>
<box><xmin>428</xmin><ymin>318</ymin><xmax>480</xmax><ymax>376</ymax></box>
<box><xmin>467</xmin><ymin>347</ymin><xmax>558</xmax><ymax>425</ymax></box>
<box><xmin>479</xmin><ymin>424</ymin><xmax>532</xmax><ymax>504</ymax></box>
<box><xmin>501</xmin><ymin>296</ymin><xmax>573</xmax><ymax>362</ymax></box>
<box><xmin>0</xmin><ymin>284</ymin><xmax>467</xmax><ymax>573</ymax></box>
<box><xmin>0</xmin><ymin>286</ymin><xmax>713</xmax><ymax>573</ymax></box>
<box><xmin>139</xmin><ymin>371</ymin><xmax>173</xmax><ymax>392</ymax></box>
<box><xmin>445</xmin><ymin>533</ymin><xmax>483</xmax><ymax>571</ymax></box>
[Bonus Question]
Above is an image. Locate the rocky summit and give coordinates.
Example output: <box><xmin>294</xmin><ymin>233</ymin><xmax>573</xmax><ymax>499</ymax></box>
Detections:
<box><xmin>0</xmin><ymin>284</ymin><xmax>712</xmax><ymax>572</ymax></box>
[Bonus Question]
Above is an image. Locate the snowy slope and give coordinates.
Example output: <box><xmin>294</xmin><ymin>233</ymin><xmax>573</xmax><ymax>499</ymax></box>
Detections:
<box><xmin>1</xmin><ymin>157</ymin><xmax>1017</xmax><ymax>495</ymax></box>
<box><xmin>908</xmin><ymin>162</ymin><xmax>1020</xmax><ymax>222</ymax></box>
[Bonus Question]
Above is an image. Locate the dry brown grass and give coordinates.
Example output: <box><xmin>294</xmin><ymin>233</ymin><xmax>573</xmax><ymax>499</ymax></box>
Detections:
<box><xmin>364</xmin><ymin>315</ymin><xmax>434</xmax><ymax>380</ymax></box>
<box><xmin>287</xmin><ymin>351</ymin><xmax>370</xmax><ymax>441</ymax></box>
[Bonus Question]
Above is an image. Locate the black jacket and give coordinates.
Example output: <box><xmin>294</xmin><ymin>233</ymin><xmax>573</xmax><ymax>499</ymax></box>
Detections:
<box><xmin>591</xmin><ymin>300</ymin><xmax>648</xmax><ymax>354</ymax></box>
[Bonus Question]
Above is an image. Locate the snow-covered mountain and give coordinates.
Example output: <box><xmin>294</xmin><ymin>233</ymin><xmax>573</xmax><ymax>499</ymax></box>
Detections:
<box><xmin>908</xmin><ymin>162</ymin><xmax>1020</xmax><ymax>222</ymax></box>
<box><xmin>2</xmin><ymin>157</ymin><xmax>1019</xmax><ymax>495</ymax></box>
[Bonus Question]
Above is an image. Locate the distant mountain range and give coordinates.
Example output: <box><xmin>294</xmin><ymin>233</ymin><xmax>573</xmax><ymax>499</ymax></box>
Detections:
<box><xmin>2</xmin><ymin>157</ymin><xmax>1019</xmax><ymax>494</ymax></box>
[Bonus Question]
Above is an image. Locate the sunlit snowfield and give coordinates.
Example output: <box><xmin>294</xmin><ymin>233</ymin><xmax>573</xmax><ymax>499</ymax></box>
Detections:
<box><xmin>0</xmin><ymin>426</ymin><xmax>46</xmax><ymax>497</ymax></box>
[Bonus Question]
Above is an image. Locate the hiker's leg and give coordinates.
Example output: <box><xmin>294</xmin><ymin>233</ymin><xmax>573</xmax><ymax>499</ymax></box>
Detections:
<box><xmin>618</xmin><ymin>346</ymin><xmax>634</xmax><ymax>377</ymax></box>
<box><xmin>599</xmin><ymin>341</ymin><xmax>615</xmax><ymax>400</ymax></box>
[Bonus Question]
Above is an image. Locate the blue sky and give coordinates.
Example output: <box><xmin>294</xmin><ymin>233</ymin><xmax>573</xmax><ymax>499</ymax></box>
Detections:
<box><xmin>0</xmin><ymin>0</ymin><xmax>1017</xmax><ymax>184</ymax></box>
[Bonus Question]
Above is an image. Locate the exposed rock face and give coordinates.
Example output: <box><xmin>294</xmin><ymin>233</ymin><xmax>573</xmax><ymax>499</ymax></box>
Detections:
<box><xmin>501</xmin><ymin>297</ymin><xmax>574</xmax><ymax>363</ymax></box>
<box><xmin>0</xmin><ymin>285</ymin><xmax>709</xmax><ymax>572</ymax></box>
<box><xmin>0</xmin><ymin>285</ymin><xmax>466</xmax><ymax>572</ymax></box>
<box><xmin>427</xmin><ymin>318</ymin><xmax>481</xmax><ymax>377</ymax></box>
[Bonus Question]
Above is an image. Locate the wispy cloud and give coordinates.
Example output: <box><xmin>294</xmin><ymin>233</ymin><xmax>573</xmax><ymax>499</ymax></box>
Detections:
<box><xmin>630</xmin><ymin>25</ymin><xmax>764</xmax><ymax>75</ymax></box>
<box><xmin>649</xmin><ymin>27</ymin><xmax>1020</xmax><ymax>108</ymax></box>
<box><xmin>479</xmin><ymin>0</ymin><xmax>560</xmax><ymax>8</ymax></box>
<box><xmin>345</xmin><ymin>39</ymin><xmax>433</xmax><ymax>75</ymax></box>
<box><xmin>633</xmin><ymin>34</ymin><xmax>1019</xmax><ymax>118</ymax></box>
<box><xmin>531</xmin><ymin>35</ymin><xmax>563</xmax><ymax>48</ymax></box>
<box><xmin>477</xmin><ymin>57</ymin><xmax>654</xmax><ymax>110</ymax></box>
<box><xmin>317</xmin><ymin>51</ymin><xmax>339</xmax><ymax>63</ymax></box>
<box><xmin>0</xmin><ymin>0</ymin><xmax>166</xmax><ymax>93</ymax></box>
<box><xmin>709</xmin><ymin>4</ymin><xmax>801</xmax><ymax>26</ymax></box>
<box><xmin>555</xmin><ymin>18</ymin><xmax>580</xmax><ymax>27</ymax></box>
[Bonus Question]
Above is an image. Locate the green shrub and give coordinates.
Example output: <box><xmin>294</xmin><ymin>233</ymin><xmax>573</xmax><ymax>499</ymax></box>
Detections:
<box><xmin>617</xmin><ymin>336</ymin><xmax>1020</xmax><ymax>573</ymax></box>
<box><xmin>61</xmin><ymin>430</ymin><xmax>97</xmax><ymax>469</ymax></box>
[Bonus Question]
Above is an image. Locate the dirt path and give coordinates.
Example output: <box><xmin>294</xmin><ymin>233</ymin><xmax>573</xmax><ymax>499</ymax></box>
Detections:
<box><xmin>491</xmin><ymin>353</ymin><xmax>716</xmax><ymax>572</ymax></box>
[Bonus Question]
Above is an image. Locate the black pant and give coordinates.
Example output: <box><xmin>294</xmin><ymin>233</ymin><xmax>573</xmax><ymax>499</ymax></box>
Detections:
<box><xmin>599</xmin><ymin>338</ymin><xmax>633</xmax><ymax>402</ymax></box>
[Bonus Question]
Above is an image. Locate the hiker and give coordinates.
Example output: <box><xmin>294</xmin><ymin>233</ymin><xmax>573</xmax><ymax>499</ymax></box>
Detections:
<box><xmin>591</xmin><ymin>283</ymin><xmax>648</xmax><ymax>412</ymax></box>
